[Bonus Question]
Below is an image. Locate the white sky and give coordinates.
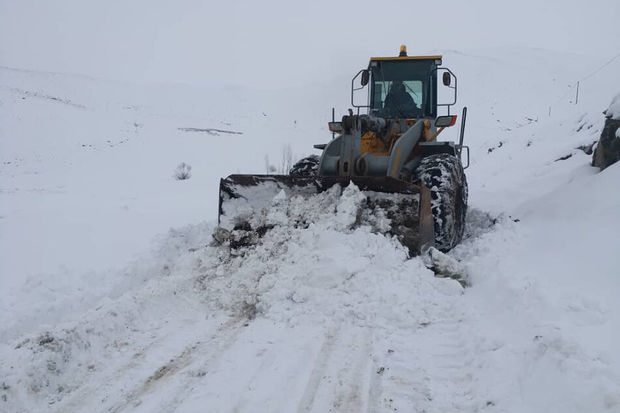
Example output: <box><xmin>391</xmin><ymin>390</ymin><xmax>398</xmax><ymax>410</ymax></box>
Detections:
<box><xmin>1</xmin><ymin>0</ymin><xmax>619</xmax><ymax>86</ymax></box>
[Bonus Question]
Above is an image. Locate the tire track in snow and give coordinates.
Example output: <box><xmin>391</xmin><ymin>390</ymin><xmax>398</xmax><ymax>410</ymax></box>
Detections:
<box><xmin>376</xmin><ymin>333</ymin><xmax>433</xmax><ymax>412</ymax></box>
<box><xmin>297</xmin><ymin>325</ymin><xmax>375</xmax><ymax>413</ymax></box>
<box><xmin>296</xmin><ymin>325</ymin><xmax>341</xmax><ymax>412</ymax></box>
<box><xmin>54</xmin><ymin>322</ymin><xmax>203</xmax><ymax>413</ymax></box>
<box><xmin>141</xmin><ymin>321</ymin><xmax>356</xmax><ymax>412</ymax></box>
<box><xmin>330</xmin><ymin>327</ymin><xmax>373</xmax><ymax>412</ymax></box>
<box><xmin>108</xmin><ymin>317</ymin><xmax>247</xmax><ymax>413</ymax></box>
<box><xmin>376</xmin><ymin>318</ymin><xmax>482</xmax><ymax>412</ymax></box>
<box><xmin>366</xmin><ymin>353</ymin><xmax>385</xmax><ymax>413</ymax></box>
<box><xmin>56</xmin><ymin>316</ymin><xmax>245</xmax><ymax>413</ymax></box>
<box><xmin>425</xmin><ymin>320</ymin><xmax>478</xmax><ymax>411</ymax></box>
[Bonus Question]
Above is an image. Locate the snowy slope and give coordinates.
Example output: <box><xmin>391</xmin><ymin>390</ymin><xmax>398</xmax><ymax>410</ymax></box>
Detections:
<box><xmin>0</xmin><ymin>65</ymin><xmax>344</xmax><ymax>342</ymax></box>
<box><xmin>1</xmin><ymin>47</ymin><xmax>620</xmax><ymax>412</ymax></box>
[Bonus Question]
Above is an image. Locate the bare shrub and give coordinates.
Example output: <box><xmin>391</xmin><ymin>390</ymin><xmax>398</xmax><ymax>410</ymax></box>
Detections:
<box><xmin>279</xmin><ymin>144</ymin><xmax>293</xmax><ymax>174</ymax></box>
<box><xmin>264</xmin><ymin>145</ymin><xmax>293</xmax><ymax>174</ymax></box>
<box><xmin>173</xmin><ymin>162</ymin><xmax>192</xmax><ymax>180</ymax></box>
<box><xmin>264</xmin><ymin>155</ymin><xmax>277</xmax><ymax>173</ymax></box>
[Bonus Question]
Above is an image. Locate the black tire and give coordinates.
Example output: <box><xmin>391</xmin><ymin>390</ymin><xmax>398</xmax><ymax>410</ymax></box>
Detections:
<box><xmin>415</xmin><ymin>153</ymin><xmax>468</xmax><ymax>252</ymax></box>
<box><xmin>289</xmin><ymin>155</ymin><xmax>320</xmax><ymax>177</ymax></box>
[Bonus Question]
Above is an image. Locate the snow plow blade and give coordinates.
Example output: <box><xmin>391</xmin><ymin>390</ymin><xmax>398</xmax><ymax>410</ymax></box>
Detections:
<box><xmin>217</xmin><ymin>175</ymin><xmax>434</xmax><ymax>255</ymax></box>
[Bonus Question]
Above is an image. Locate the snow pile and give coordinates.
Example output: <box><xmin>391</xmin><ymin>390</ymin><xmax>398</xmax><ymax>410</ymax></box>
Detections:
<box><xmin>605</xmin><ymin>92</ymin><xmax>620</xmax><ymax>119</ymax></box>
<box><xmin>203</xmin><ymin>183</ymin><xmax>461</xmax><ymax>326</ymax></box>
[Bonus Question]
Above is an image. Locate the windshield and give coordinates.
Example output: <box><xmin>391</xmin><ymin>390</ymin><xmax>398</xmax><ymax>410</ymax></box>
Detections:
<box><xmin>369</xmin><ymin>60</ymin><xmax>436</xmax><ymax>118</ymax></box>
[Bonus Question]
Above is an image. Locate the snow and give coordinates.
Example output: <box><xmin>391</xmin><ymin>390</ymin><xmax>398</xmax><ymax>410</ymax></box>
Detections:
<box><xmin>606</xmin><ymin>92</ymin><xmax>620</xmax><ymax>120</ymax></box>
<box><xmin>2</xmin><ymin>26</ymin><xmax>620</xmax><ymax>413</ymax></box>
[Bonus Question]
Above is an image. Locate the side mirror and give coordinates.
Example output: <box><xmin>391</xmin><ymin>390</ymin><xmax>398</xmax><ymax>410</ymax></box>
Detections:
<box><xmin>442</xmin><ymin>72</ymin><xmax>451</xmax><ymax>86</ymax></box>
<box><xmin>361</xmin><ymin>70</ymin><xmax>369</xmax><ymax>86</ymax></box>
<box><xmin>351</xmin><ymin>69</ymin><xmax>370</xmax><ymax>108</ymax></box>
<box><xmin>435</xmin><ymin>115</ymin><xmax>457</xmax><ymax>127</ymax></box>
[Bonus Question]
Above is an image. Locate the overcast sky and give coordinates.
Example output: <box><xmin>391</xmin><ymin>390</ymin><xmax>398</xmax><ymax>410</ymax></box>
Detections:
<box><xmin>1</xmin><ymin>0</ymin><xmax>619</xmax><ymax>86</ymax></box>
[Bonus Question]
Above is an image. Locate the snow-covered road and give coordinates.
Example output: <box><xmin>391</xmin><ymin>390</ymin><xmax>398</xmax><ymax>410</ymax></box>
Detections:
<box><xmin>3</xmin><ymin>182</ymin><xmax>619</xmax><ymax>412</ymax></box>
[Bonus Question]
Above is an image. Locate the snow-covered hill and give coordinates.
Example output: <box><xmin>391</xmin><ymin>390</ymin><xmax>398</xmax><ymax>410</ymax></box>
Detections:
<box><xmin>1</xmin><ymin>46</ymin><xmax>619</xmax><ymax>412</ymax></box>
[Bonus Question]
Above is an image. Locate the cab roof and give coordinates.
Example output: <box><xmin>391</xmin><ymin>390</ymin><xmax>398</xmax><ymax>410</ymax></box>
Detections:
<box><xmin>369</xmin><ymin>55</ymin><xmax>443</xmax><ymax>62</ymax></box>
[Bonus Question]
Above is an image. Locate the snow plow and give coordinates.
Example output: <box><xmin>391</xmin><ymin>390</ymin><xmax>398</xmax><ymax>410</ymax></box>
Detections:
<box><xmin>216</xmin><ymin>45</ymin><xmax>469</xmax><ymax>255</ymax></box>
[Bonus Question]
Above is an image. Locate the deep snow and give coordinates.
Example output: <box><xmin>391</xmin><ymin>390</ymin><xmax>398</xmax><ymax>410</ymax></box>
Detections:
<box><xmin>1</xmin><ymin>47</ymin><xmax>620</xmax><ymax>412</ymax></box>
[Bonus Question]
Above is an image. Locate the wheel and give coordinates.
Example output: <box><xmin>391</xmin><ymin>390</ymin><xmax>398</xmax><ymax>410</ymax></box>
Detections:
<box><xmin>414</xmin><ymin>153</ymin><xmax>468</xmax><ymax>252</ymax></box>
<box><xmin>289</xmin><ymin>155</ymin><xmax>320</xmax><ymax>177</ymax></box>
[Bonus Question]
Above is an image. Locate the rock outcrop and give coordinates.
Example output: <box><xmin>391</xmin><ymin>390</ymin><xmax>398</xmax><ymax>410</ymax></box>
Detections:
<box><xmin>593</xmin><ymin>94</ymin><xmax>620</xmax><ymax>170</ymax></box>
